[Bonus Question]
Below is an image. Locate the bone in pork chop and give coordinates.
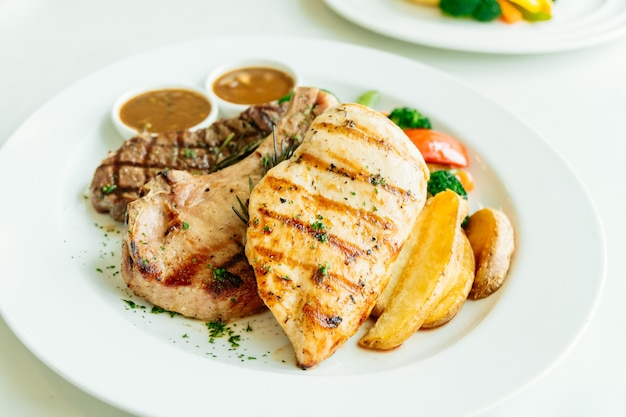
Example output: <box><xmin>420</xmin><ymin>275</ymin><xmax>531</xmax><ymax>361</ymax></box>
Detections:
<box><xmin>122</xmin><ymin>87</ymin><xmax>338</xmax><ymax>322</ymax></box>
<box><xmin>245</xmin><ymin>103</ymin><xmax>429</xmax><ymax>369</ymax></box>
<box><xmin>90</xmin><ymin>102</ymin><xmax>287</xmax><ymax>222</ymax></box>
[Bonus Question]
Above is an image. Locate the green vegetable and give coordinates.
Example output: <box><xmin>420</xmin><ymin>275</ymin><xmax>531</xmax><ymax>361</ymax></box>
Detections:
<box><xmin>388</xmin><ymin>107</ymin><xmax>432</xmax><ymax>129</ymax></box>
<box><xmin>277</xmin><ymin>91</ymin><xmax>294</xmax><ymax>104</ymax></box>
<box><xmin>439</xmin><ymin>0</ymin><xmax>501</xmax><ymax>22</ymax></box>
<box><xmin>356</xmin><ymin>90</ymin><xmax>380</xmax><ymax>108</ymax></box>
<box><xmin>440</xmin><ymin>0</ymin><xmax>478</xmax><ymax>16</ymax></box>
<box><xmin>472</xmin><ymin>0</ymin><xmax>502</xmax><ymax>21</ymax></box>
<box><xmin>428</xmin><ymin>170</ymin><xmax>470</xmax><ymax>227</ymax></box>
<box><xmin>427</xmin><ymin>170</ymin><xmax>467</xmax><ymax>200</ymax></box>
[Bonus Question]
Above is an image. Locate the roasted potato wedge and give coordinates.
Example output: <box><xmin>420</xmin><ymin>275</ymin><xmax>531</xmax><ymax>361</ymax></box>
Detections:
<box><xmin>371</xmin><ymin>202</ymin><xmax>425</xmax><ymax>317</ymax></box>
<box><xmin>359</xmin><ymin>190</ymin><xmax>469</xmax><ymax>350</ymax></box>
<box><xmin>421</xmin><ymin>232</ymin><xmax>475</xmax><ymax>329</ymax></box>
<box><xmin>464</xmin><ymin>207</ymin><xmax>515</xmax><ymax>299</ymax></box>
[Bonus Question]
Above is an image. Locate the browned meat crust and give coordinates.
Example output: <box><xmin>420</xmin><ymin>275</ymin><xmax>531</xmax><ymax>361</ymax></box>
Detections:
<box><xmin>90</xmin><ymin>102</ymin><xmax>288</xmax><ymax>222</ymax></box>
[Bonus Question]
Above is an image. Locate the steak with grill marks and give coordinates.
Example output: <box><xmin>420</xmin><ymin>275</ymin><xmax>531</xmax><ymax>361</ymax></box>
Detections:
<box><xmin>90</xmin><ymin>101</ymin><xmax>288</xmax><ymax>222</ymax></box>
<box><xmin>121</xmin><ymin>87</ymin><xmax>339</xmax><ymax>322</ymax></box>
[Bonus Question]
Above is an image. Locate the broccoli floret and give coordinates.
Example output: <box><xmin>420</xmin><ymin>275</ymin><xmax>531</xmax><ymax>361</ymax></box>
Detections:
<box><xmin>440</xmin><ymin>0</ymin><xmax>479</xmax><ymax>16</ymax></box>
<box><xmin>427</xmin><ymin>170</ymin><xmax>467</xmax><ymax>200</ymax></box>
<box><xmin>388</xmin><ymin>107</ymin><xmax>432</xmax><ymax>129</ymax></box>
<box><xmin>439</xmin><ymin>0</ymin><xmax>501</xmax><ymax>21</ymax></box>
<box><xmin>472</xmin><ymin>0</ymin><xmax>502</xmax><ymax>21</ymax></box>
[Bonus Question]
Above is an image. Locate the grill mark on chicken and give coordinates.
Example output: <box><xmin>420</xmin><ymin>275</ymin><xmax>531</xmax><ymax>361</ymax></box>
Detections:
<box><xmin>299</xmin><ymin>151</ymin><xmax>414</xmax><ymax>201</ymax></box>
<box><xmin>302</xmin><ymin>302</ymin><xmax>343</xmax><ymax>329</ymax></box>
<box><xmin>256</xmin><ymin>204</ymin><xmax>367</xmax><ymax>258</ymax></box>
<box><xmin>250</xmin><ymin>242</ymin><xmax>365</xmax><ymax>295</ymax></box>
<box><xmin>314</xmin><ymin>120</ymin><xmax>402</xmax><ymax>155</ymax></box>
<box><xmin>259</xmin><ymin>170</ymin><xmax>400</xmax><ymax>232</ymax></box>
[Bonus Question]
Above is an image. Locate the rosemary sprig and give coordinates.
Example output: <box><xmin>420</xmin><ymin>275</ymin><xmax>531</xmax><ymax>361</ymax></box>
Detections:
<box><xmin>232</xmin><ymin>127</ymin><xmax>303</xmax><ymax>226</ymax></box>
<box><xmin>216</xmin><ymin>133</ymin><xmax>235</xmax><ymax>155</ymax></box>
<box><xmin>232</xmin><ymin>177</ymin><xmax>254</xmax><ymax>225</ymax></box>
<box><xmin>210</xmin><ymin>136</ymin><xmax>264</xmax><ymax>173</ymax></box>
<box><xmin>262</xmin><ymin>127</ymin><xmax>300</xmax><ymax>175</ymax></box>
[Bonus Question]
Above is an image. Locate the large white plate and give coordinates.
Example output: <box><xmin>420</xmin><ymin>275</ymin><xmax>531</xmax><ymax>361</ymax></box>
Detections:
<box><xmin>0</xmin><ymin>37</ymin><xmax>605</xmax><ymax>417</ymax></box>
<box><xmin>325</xmin><ymin>0</ymin><xmax>626</xmax><ymax>53</ymax></box>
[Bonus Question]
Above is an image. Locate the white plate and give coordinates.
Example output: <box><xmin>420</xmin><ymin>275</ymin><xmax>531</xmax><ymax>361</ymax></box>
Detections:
<box><xmin>0</xmin><ymin>37</ymin><xmax>605</xmax><ymax>417</ymax></box>
<box><xmin>325</xmin><ymin>0</ymin><xmax>626</xmax><ymax>53</ymax></box>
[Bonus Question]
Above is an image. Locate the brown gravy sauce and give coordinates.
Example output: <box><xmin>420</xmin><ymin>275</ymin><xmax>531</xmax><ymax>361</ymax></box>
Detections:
<box><xmin>212</xmin><ymin>66</ymin><xmax>295</xmax><ymax>105</ymax></box>
<box><xmin>120</xmin><ymin>88</ymin><xmax>212</xmax><ymax>133</ymax></box>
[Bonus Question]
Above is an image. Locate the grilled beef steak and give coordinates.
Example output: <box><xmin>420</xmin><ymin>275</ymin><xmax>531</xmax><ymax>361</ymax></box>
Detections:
<box><xmin>121</xmin><ymin>87</ymin><xmax>339</xmax><ymax>322</ymax></box>
<box><xmin>90</xmin><ymin>102</ymin><xmax>288</xmax><ymax>222</ymax></box>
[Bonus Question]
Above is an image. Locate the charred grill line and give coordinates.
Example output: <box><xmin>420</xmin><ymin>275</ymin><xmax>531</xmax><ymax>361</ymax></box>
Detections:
<box><xmin>297</xmin><ymin>151</ymin><xmax>415</xmax><ymax>202</ymax></box>
<box><xmin>260</xmin><ymin>174</ymin><xmax>398</xmax><ymax>231</ymax></box>
<box><xmin>315</xmin><ymin>121</ymin><xmax>399</xmax><ymax>155</ymax></box>
<box><xmin>302</xmin><ymin>302</ymin><xmax>344</xmax><ymax>330</ymax></box>
<box><xmin>256</xmin><ymin>205</ymin><xmax>370</xmax><ymax>262</ymax></box>
<box><xmin>250</xmin><ymin>242</ymin><xmax>364</xmax><ymax>296</ymax></box>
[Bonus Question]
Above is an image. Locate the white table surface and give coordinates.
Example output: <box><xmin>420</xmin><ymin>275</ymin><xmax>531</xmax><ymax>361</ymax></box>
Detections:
<box><xmin>1</xmin><ymin>0</ymin><xmax>625</xmax><ymax>416</ymax></box>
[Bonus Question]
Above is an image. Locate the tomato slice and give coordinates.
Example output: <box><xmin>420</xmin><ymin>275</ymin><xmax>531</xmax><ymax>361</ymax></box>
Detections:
<box><xmin>404</xmin><ymin>128</ymin><xmax>469</xmax><ymax>167</ymax></box>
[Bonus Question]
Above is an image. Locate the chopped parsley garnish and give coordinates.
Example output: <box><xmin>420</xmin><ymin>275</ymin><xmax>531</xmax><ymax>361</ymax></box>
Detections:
<box><xmin>183</xmin><ymin>148</ymin><xmax>196</xmax><ymax>158</ymax></box>
<box><xmin>123</xmin><ymin>299</ymin><xmax>145</xmax><ymax>309</ymax></box>
<box><xmin>206</xmin><ymin>321</ymin><xmax>242</xmax><ymax>348</ymax></box>
<box><xmin>101</xmin><ymin>183</ymin><xmax>117</xmax><ymax>194</ymax></box>
<box><xmin>151</xmin><ymin>305</ymin><xmax>178</xmax><ymax>317</ymax></box>
<box><xmin>370</xmin><ymin>174</ymin><xmax>386</xmax><ymax>187</ymax></box>
<box><xmin>319</xmin><ymin>261</ymin><xmax>330</xmax><ymax>276</ymax></box>
<box><xmin>311</xmin><ymin>215</ymin><xmax>329</xmax><ymax>243</ymax></box>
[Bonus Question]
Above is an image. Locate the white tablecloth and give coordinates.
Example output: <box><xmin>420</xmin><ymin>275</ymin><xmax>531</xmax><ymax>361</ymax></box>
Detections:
<box><xmin>1</xmin><ymin>0</ymin><xmax>624</xmax><ymax>415</ymax></box>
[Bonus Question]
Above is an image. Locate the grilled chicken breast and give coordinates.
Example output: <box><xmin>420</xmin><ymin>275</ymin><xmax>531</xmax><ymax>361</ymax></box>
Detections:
<box><xmin>121</xmin><ymin>87</ymin><xmax>338</xmax><ymax>322</ymax></box>
<box><xmin>90</xmin><ymin>102</ymin><xmax>287</xmax><ymax>222</ymax></box>
<box><xmin>245</xmin><ymin>103</ymin><xmax>429</xmax><ymax>369</ymax></box>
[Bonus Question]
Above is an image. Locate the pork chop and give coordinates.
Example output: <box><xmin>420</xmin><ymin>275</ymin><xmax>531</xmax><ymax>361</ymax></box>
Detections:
<box><xmin>245</xmin><ymin>103</ymin><xmax>429</xmax><ymax>368</ymax></box>
<box><xmin>121</xmin><ymin>87</ymin><xmax>338</xmax><ymax>322</ymax></box>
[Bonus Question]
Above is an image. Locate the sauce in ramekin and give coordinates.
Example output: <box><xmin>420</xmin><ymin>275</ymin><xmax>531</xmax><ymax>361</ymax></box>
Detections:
<box><xmin>119</xmin><ymin>88</ymin><xmax>212</xmax><ymax>133</ymax></box>
<box><xmin>211</xmin><ymin>66</ymin><xmax>295</xmax><ymax>105</ymax></box>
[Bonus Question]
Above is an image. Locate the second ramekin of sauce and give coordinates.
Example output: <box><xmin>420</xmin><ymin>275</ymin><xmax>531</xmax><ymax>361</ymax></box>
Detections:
<box><xmin>111</xmin><ymin>84</ymin><xmax>219</xmax><ymax>140</ymax></box>
<box><xmin>205</xmin><ymin>59</ymin><xmax>299</xmax><ymax>117</ymax></box>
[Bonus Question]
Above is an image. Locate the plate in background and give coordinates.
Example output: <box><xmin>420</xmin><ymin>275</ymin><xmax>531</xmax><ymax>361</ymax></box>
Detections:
<box><xmin>325</xmin><ymin>0</ymin><xmax>626</xmax><ymax>53</ymax></box>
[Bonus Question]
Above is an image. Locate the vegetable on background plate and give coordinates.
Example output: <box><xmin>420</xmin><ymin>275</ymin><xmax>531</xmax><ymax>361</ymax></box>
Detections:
<box><xmin>439</xmin><ymin>0</ymin><xmax>502</xmax><ymax>22</ymax></box>
<box><xmin>407</xmin><ymin>0</ymin><xmax>554</xmax><ymax>24</ymax></box>
<box><xmin>496</xmin><ymin>0</ymin><xmax>524</xmax><ymax>23</ymax></box>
